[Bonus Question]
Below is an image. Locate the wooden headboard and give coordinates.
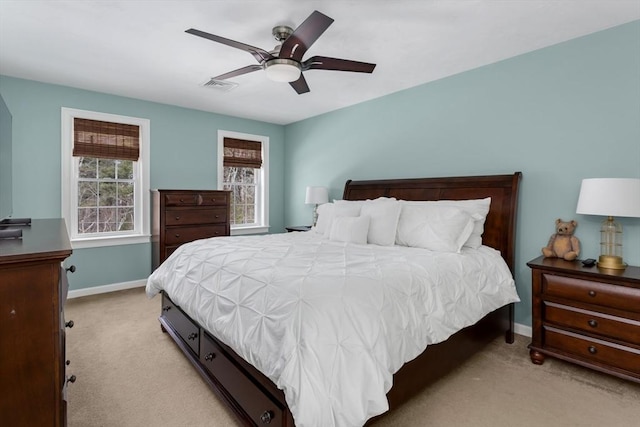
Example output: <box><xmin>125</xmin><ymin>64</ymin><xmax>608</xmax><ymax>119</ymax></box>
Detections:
<box><xmin>342</xmin><ymin>172</ymin><xmax>522</xmax><ymax>272</ymax></box>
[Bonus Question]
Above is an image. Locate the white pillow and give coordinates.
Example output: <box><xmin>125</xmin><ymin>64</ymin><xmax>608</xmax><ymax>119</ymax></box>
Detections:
<box><xmin>400</xmin><ymin>198</ymin><xmax>491</xmax><ymax>249</ymax></box>
<box><xmin>321</xmin><ymin>203</ymin><xmax>361</xmax><ymax>238</ymax></box>
<box><xmin>313</xmin><ymin>203</ymin><xmax>334</xmax><ymax>235</ymax></box>
<box><xmin>329</xmin><ymin>216</ymin><xmax>370</xmax><ymax>244</ymax></box>
<box><xmin>360</xmin><ymin>201</ymin><xmax>402</xmax><ymax>246</ymax></box>
<box><xmin>396</xmin><ymin>205</ymin><xmax>476</xmax><ymax>253</ymax></box>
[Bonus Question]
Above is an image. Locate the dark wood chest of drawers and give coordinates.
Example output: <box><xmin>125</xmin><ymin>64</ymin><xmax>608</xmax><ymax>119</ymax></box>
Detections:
<box><xmin>527</xmin><ymin>256</ymin><xmax>640</xmax><ymax>383</ymax></box>
<box><xmin>152</xmin><ymin>190</ymin><xmax>230</xmax><ymax>269</ymax></box>
<box><xmin>0</xmin><ymin>219</ymin><xmax>74</xmax><ymax>426</ymax></box>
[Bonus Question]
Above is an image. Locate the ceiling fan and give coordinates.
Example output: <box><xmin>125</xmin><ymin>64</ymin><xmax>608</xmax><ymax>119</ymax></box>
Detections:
<box><xmin>186</xmin><ymin>10</ymin><xmax>376</xmax><ymax>94</ymax></box>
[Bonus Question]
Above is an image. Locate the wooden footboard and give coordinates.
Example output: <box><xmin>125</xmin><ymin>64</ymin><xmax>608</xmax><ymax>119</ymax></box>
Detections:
<box><xmin>156</xmin><ymin>172</ymin><xmax>521</xmax><ymax>426</ymax></box>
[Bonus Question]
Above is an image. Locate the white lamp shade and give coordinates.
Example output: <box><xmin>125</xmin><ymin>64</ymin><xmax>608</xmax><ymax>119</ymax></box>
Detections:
<box><xmin>576</xmin><ymin>178</ymin><xmax>640</xmax><ymax>218</ymax></box>
<box><xmin>305</xmin><ymin>186</ymin><xmax>328</xmax><ymax>205</ymax></box>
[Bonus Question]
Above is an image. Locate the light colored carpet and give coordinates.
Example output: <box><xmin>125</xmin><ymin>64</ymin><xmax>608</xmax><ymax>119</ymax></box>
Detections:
<box><xmin>66</xmin><ymin>287</ymin><xmax>640</xmax><ymax>426</ymax></box>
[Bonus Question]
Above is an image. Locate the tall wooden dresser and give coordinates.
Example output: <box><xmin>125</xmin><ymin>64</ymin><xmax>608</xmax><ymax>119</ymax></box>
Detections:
<box><xmin>0</xmin><ymin>219</ymin><xmax>74</xmax><ymax>426</ymax></box>
<box><xmin>152</xmin><ymin>190</ymin><xmax>231</xmax><ymax>269</ymax></box>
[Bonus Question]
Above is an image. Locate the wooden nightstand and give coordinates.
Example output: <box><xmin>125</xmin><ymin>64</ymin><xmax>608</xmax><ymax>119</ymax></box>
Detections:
<box><xmin>285</xmin><ymin>225</ymin><xmax>311</xmax><ymax>232</ymax></box>
<box><xmin>527</xmin><ymin>255</ymin><xmax>640</xmax><ymax>383</ymax></box>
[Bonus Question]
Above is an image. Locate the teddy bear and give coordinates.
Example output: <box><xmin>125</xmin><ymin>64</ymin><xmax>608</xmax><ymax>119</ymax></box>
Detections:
<box><xmin>542</xmin><ymin>218</ymin><xmax>581</xmax><ymax>261</ymax></box>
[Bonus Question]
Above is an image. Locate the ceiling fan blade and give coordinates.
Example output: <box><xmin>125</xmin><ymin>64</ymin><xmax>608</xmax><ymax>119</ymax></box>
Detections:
<box><xmin>186</xmin><ymin>28</ymin><xmax>273</xmax><ymax>63</ymax></box>
<box><xmin>279</xmin><ymin>11</ymin><xmax>334</xmax><ymax>61</ymax></box>
<box><xmin>212</xmin><ymin>64</ymin><xmax>263</xmax><ymax>80</ymax></box>
<box><xmin>302</xmin><ymin>56</ymin><xmax>376</xmax><ymax>73</ymax></box>
<box><xmin>289</xmin><ymin>74</ymin><xmax>310</xmax><ymax>94</ymax></box>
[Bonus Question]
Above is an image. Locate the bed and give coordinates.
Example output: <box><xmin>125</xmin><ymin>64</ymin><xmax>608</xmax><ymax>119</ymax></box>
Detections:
<box><xmin>146</xmin><ymin>172</ymin><xmax>522</xmax><ymax>427</ymax></box>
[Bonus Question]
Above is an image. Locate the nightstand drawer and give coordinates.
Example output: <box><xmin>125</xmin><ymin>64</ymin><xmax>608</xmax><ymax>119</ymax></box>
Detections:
<box><xmin>165</xmin><ymin>225</ymin><xmax>227</xmax><ymax>245</ymax></box>
<box><xmin>165</xmin><ymin>208</ymin><xmax>227</xmax><ymax>226</ymax></box>
<box><xmin>545</xmin><ymin>327</ymin><xmax>640</xmax><ymax>374</ymax></box>
<box><xmin>545</xmin><ymin>302</ymin><xmax>640</xmax><ymax>344</ymax></box>
<box><xmin>543</xmin><ymin>274</ymin><xmax>640</xmax><ymax>313</ymax></box>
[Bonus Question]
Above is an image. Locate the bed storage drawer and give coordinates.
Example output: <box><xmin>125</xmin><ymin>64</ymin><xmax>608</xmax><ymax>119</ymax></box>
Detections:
<box><xmin>161</xmin><ymin>294</ymin><xmax>199</xmax><ymax>355</ymax></box>
<box><xmin>200</xmin><ymin>332</ymin><xmax>285</xmax><ymax>426</ymax></box>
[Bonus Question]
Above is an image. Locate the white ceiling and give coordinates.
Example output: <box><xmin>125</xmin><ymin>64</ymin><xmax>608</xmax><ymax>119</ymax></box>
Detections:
<box><xmin>1</xmin><ymin>1</ymin><xmax>638</xmax><ymax>125</ymax></box>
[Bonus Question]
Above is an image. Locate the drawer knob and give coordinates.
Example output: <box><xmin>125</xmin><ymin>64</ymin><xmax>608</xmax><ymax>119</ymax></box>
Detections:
<box><xmin>260</xmin><ymin>410</ymin><xmax>274</xmax><ymax>424</ymax></box>
<box><xmin>67</xmin><ymin>375</ymin><xmax>76</xmax><ymax>384</ymax></box>
<box><xmin>175</xmin><ymin>216</ymin><xmax>180</xmax><ymax>220</ymax></box>
<box><xmin>587</xmin><ymin>319</ymin><xmax>598</xmax><ymax>328</ymax></box>
<box><xmin>187</xmin><ymin>332</ymin><xmax>198</xmax><ymax>340</ymax></box>
<box><xmin>588</xmin><ymin>290</ymin><xmax>596</xmax><ymax>297</ymax></box>
<box><xmin>204</xmin><ymin>352</ymin><xmax>216</xmax><ymax>361</ymax></box>
<box><xmin>65</xmin><ymin>320</ymin><xmax>74</xmax><ymax>328</ymax></box>
<box><xmin>66</xmin><ymin>265</ymin><xmax>76</xmax><ymax>273</ymax></box>
<box><xmin>162</xmin><ymin>305</ymin><xmax>171</xmax><ymax>312</ymax></box>
<box><xmin>179</xmin><ymin>198</ymin><xmax>184</xmax><ymax>202</ymax></box>
<box><xmin>588</xmin><ymin>346</ymin><xmax>597</xmax><ymax>354</ymax></box>
<box><xmin>175</xmin><ymin>233</ymin><xmax>180</xmax><ymax>238</ymax></box>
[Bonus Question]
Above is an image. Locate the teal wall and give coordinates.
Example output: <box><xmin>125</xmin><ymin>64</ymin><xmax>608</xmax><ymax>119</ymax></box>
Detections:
<box><xmin>1</xmin><ymin>21</ymin><xmax>638</xmax><ymax>328</ymax></box>
<box><xmin>0</xmin><ymin>77</ymin><xmax>285</xmax><ymax>290</ymax></box>
<box><xmin>284</xmin><ymin>21</ymin><xmax>640</xmax><ymax>326</ymax></box>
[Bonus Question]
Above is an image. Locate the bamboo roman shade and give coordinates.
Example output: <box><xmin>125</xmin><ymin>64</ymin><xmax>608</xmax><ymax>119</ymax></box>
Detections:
<box><xmin>73</xmin><ymin>118</ymin><xmax>140</xmax><ymax>161</ymax></box>
<box><xmin>223</xmin><ymin>137</ymin><xmax>262</xmax><ymax>169</ymax></box>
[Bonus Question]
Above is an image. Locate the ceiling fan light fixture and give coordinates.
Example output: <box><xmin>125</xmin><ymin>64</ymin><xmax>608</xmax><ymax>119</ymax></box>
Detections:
<box><xmin>264</xmin><ymin>59</ymin><xmax>301</xmax><ymax>83</ymax></box>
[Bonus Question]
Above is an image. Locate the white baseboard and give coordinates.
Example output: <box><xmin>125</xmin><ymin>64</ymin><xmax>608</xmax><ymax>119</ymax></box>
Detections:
<box><xmin>68</xmin><ymin>279</ymin><xmax>147</xmax><ymax>299</ymax></box>
<box><xmin>514</xmin><ymin>322</ymin><xmax>532</xmax><ymax>337</ymax></box>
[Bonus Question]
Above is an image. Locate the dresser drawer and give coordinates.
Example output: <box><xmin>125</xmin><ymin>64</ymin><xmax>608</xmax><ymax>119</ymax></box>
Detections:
<box><xmin>545</xmin><ymin>327</ymin><xmax>640</xmax><ymax>375</ymax></box>
<box><xmin>200</xmin><ymin>332</ymin><xmax>285</xmax><ymax>426</ymax></box>
<box><xmin>198</xmin><ymin>192</ymin><xmax>229</xmax><ymax>206</ymax></box>
<box><xmin>545</xmin><ymin>302</ymin><xmax>640</xmax><ymax>344</ymax></box>
<box><xmin>165</xmin><ymin>208</ymin><xmax>227</xmax><ymax>226</ymax></box>
<box><xmin>165</xmin><ymin>225</ymin><xmax>228</xmax><ymax>245</ymax></box>
<box><xmin>543</xmin><ymin>274</ymin><xmax>640</xmax><ymax>313</ymax></box>
<box><xmin>164</xmin><ymin>192</ymin><xmax>229</xmax><ymax>207</ymax></box>
<box><xmin>161</xmin><ymin>295</ymin><xmax>199</xmax><ymax>355</ymax></box>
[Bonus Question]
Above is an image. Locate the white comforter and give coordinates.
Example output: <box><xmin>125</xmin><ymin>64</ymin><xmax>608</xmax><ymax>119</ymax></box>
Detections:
<box><xmin>146</xmin><ymin>232</ymin><xmax>519</xmax><ymax>427</ymax></box>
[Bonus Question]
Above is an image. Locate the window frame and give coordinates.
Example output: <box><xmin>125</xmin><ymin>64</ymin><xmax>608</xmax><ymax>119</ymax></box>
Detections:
<box><xmin>61</xmin><ymin>108</ymin><xmax>150</xmax><ymax>248</ymax></box>
<box><xmin>217</xmin><ymin>130</ymin><xmax>269</xmax><ymax>235</ymax></box>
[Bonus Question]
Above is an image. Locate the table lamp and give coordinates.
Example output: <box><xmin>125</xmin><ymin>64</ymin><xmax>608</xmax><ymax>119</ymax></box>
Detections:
<box><xmin>305</xmin><ymin>186</ymin><xmax>328</xmax><ymax>226</ymax></box>
<box><xmin>576</xmin><ymin>178</ymin><xmax>640</xmax><ymax>270</ymax></box>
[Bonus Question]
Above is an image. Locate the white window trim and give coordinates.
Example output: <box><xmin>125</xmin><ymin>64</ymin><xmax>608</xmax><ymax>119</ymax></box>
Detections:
<box><xmin>61</xmin><ymin>108</ymin><xmax>151</xmax><ymax>249</ymax></box>
<box><xmin>217</xmin><ymin>130</ymin><xmax>269</xmax><ymax>235</ymax></box>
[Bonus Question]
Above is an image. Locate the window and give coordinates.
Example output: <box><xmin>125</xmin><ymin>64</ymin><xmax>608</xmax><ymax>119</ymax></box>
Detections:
<box><xmin>62</xmin><ymin>108</ymin><xmax>150</xmax><ymax>248</ymax></box>
<box><xmin>217</xmin><ymin>130</ymin><xmax>269</xmax><ymax>235</ymax></box>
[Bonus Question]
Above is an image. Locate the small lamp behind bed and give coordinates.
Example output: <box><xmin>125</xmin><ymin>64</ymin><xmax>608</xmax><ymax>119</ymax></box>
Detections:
<box><xmin>305</xmin><ymin>186</ymin><xmax>328</xmax><ymax>227</ymax></box>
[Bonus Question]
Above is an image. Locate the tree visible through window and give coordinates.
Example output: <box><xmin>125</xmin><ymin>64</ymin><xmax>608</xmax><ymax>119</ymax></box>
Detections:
<box><xmin>77</xmin><ymin>157</ymin><xmax>135</xmax><ymax>233</ymax></box>
<box><xmin>222</xmin><ymin>137</ymin><xmax>263</xmax><ymax>227</ymax></box>
<box><xmin>223</xmin><ymin>166</ymin><xmax>257</xmax><ymax>225</ymax></box>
